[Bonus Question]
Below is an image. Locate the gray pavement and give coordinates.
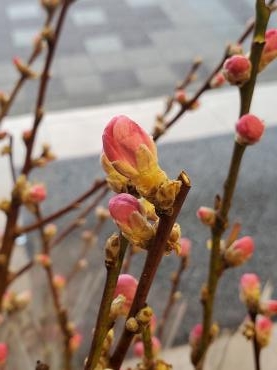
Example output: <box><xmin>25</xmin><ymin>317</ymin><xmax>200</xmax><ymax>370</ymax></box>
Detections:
<box><xmin>1</xmin><ymin>0</ymin><xmax>277</xmax><ymax>115</ymax></box>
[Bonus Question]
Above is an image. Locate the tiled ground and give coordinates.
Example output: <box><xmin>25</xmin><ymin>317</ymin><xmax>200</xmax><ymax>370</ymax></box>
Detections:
<box><xmin>1</xmin><ymin>0</ymin><xmax>277</xmax><ymax>115</ymax></box>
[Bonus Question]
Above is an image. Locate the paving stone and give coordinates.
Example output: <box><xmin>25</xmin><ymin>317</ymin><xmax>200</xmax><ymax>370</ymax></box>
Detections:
<box><xmin>70</xmin><ymin>7</ymin><xmax>108</xmax><ymax>26</ymax></box>
<box><xmin>135</xmin><ymin>65</ymin><xmax>176</xmax><ymax>87</ymax></box>
<box><xmin>130</xmin><ymin>5</ymin><xmax>173</xmax><ymax>30</ymax></box>
<box><xmin>11</xmin><ymin>28</ymin><xmax>39</xmax><ymax>48</ymax></box>
<box><xmin>84</xmin><ymin>35</ymin><xmax>124</xmax><ymax>55</ymax></box>
<box><xmin>125</xmin><ymin>47</ymin><xmax>162</xmax><ymax>67</ymax></box>
<box><xmin>101</xmin><ymin>69</ymin><xmax>141</xmax><ymax>92</ymax></box>
<box><xmin>62</xmin><ymin>74</ymin><xmax>103</xmax><ymax>96</ymax></box>
<box><xmin>125</xmin><ymin>0</ymin><xmax>160</xmax><ymax>7</ymax></box>
<box><xmin>54</xmin><ymin>54</ymin><xmax>94</xmax><ymax>77</ymax></box>
<box><xmin>6</xmin><ymin>2</ymin><xmax>41</xmax><ymax>20</ymax></box>
<box><xmin>92</xmin><ymin>52</ymin><xmax>129</xmax><ymax>72</ymax></box>
<box><xmin>120</xmin><ymin>29</ymin><xmax>152</xmax><ymax>49</ymax></box>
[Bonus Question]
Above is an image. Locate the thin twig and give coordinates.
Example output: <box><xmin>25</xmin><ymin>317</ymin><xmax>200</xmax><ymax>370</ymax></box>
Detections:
<box><xmin>7</xmin><ymin>135</ymin><xmax>16</xmax><ymax>184</ymax></box>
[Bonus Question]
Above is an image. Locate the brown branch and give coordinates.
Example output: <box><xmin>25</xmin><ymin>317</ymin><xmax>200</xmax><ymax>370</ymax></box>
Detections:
<box><xmin>7</xmin><ymin>135</ymin><xmax>16</xmax><ymax>184</ymax></box>
<box><xmin>109</xmin><ymin>171</ymin><xmax>191</xmax><ymax>369</ymax></box>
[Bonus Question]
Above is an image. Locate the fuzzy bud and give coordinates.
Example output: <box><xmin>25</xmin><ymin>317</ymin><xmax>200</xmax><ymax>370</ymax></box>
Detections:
<box><xmin>255</xmin><ymin>315</ymin><xmax>273</xmax><ymax>347</ymax></box>
<box><xmin>174</xmin><ymin>89</ymin><xmax>187</xmax><ymax>104</ymax></box>
<box><xmin>179</xmin><ymin>237</ymin><xmax>191</xmax><ymax>258</ymax></box>
<box><xmin>35</xmin><ymin>253</ymin><xmax>51</xmax><ymax>267</ymax></box>
<box><xmin>240</xmin><ymin>273</ymin><xmax>261</xmax><ymax>308</ymax></box>
<box><xmin>235</xmin><ymin>114</ymin><xmax>265</xmax><ymax>145</ymax></box>
<box><xmin>223</xmin><ymin>55</ymin><xmax>251</xmax><ymax>85</ymax></box>
<box><xmin>259</xmin><ymin>29</ymin><xmax>277</xmax><ymax>71</ymax></box>
<box><xmin>114</xmin><ymin>274</ymin><xmax>138</xmax><ymax>316</ymax></box>
<box><xmin>136</xmin><ymin>306</ymin><xmax>153</xmax><ymax>326</ymax></box>
<box><xmin>209</xmin><ymin>72</ymin><xmax>226</xmax><ymax>88</ymax></box>
<box><xmin>69</xmin><ymin>332</ymin><xmax>82</xmax><ymax>352</ymax></box>
<box><xmin>196</xmin><ymin>206</ymin><xmax>216</xmax><ymax>226</ymax></box>
<box><xmin>0</xmin><ymin>343</ymin><xmax>8</xmax><ymax>365</ymax></box>
<box><xmin>125</xmin><ymin>317</ymin><xmax>139</xmax><ymax>333</ymax></box>
<box><xmin>43</xmin><ymin>223</ymin><xmax>57</xmax><ymax>240</ymax></box>
<box><xmin>13</xmin><ymin>57</ymin><xmax>37</xmax><ymax>79</ymax></box>
<box><xmin>53</xmin><ymin>274</ymin><xmax>66</xmax><ymax>290</ymax></box>
<box><xmin>109</xmin><ymin>193</ymin><xmax>154</xmax><ymax>248</ymax></box>
<box><xmin>260</xmin><ymin>300</ymin><xmax>277</xmax><ymax>317</ymax></box>
<box><xmin>224</xmin><ymin>236</ymin><xmax>254</xmax><ymax>267</ymax></box>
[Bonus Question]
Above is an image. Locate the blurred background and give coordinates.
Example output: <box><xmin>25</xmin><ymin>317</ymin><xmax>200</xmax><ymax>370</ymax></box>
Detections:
<box><xmin>1</xmin><ymin>0</ymin><xmax>277</xmax><ymax>115</ymax></box>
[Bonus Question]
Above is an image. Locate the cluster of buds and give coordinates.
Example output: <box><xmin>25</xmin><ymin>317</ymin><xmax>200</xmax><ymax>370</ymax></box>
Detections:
<box><xmin>32</xmin><ymin>143</ymin><xmax>56</xmax><ymax>167</ymax></box>
<box><xmin>2</xmin><ymin>290</ymin><xmax>32</xmax><ymax>313</ymax></box>
<box><xmin>222</xmin><ymin>54</ymin><xmax>252</xmax><ymax>86</ymax></box>
<box><xmin>108</xmin><ymin>193</ymin><xmax>155</xmax><ymax>249</ymax></box>
<box><xmin>235</xmin><ymin>114</ymin><xmax>265</xmax><ymax>145</ymax></box>
<box><xmin>239</xmin><ymin>273</ymin><xmax>277</xmax><ymax>348</ymax></box>
<box><xmin>102</xmin><ymin>115</ymin><xmax>181</xmax><ymax>213</ymax></box>
<box><xmin>35</xmin><ymin>253</ymin><xmax>52</xmax><ymax>267</ymax></box>
<box><xmin>13</xmin><ymin>175</ymin><xmax>47</xmax><ymax>206</ymax></box>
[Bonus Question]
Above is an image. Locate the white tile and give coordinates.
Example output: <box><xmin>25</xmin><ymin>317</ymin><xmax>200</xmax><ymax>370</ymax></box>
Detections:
<box><xmin>12</xmin><ymin>28</ymin><xmax>38</xmax><ymax>48</ymax></box>
<box><xmin>6</xmin><ymin>3</ymin><xmax>41</xmax><ymax>20</ymax></box>
<box><xmin>71</xmin><ymin>7</ymin><xmax>107</xmax><ymax>26</ymax></box>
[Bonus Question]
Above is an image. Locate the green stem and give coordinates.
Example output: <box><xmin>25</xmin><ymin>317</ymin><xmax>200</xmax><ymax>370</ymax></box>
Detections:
<box><xmin>142</xmin><ymin>324</ymin><xmax>154</xmax><ymax>370</ymax></box>
<box><xmin>109</xmin><ymin>172</ymin><xmax>191</xmax><ymax>370</ymax></box>
<box><xmin>84</xmin><ymin>235</ymin><xmax>128</xmax><ymax>370</ymax></box>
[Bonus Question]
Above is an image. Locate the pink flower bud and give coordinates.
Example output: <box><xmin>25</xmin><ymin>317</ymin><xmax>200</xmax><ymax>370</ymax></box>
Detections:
<box><xmin>53</xmin><ymin>274</ymin><xmax>66</xmax><ymax>290</ymax></box>
<box><xmin>223</xmin><ymin>55</ymin><xmax>252</xmax><ymax>85</ymax></box>
<box><xmin>240</xmin><ymin>273</ymin><xmax>261</xmax><ymax>306</ymax></box>
<box><xmin>102</xmin><ymin>115</ymin><xmax>157</xmax><ymax>171</ymax></box>
<box><xmin>235</xmin><ymin>114</ymin><xmax>265</xmax><ymax>145</ymax></box>
<box><xmin>261</xmin><ymin>300</ymin><xmax>277</xmax><ymax>316</ymax></box>
<box><xmin>108</xmin><ymin>193</ymin><xmax>154</xmax><ymax>247</ymax></box>
<box><xmin>0</xmin><ymin>343</ymin><xmax>8</xmax><ymax>365</ymax></box>
<box><xmin>35</xmin><ymin>253</ymin><xmax>51</xmax><ymax>267</ymax></box>
<box><xmin>69</xmin><ymin>332</ymin><xmax>82</xmax><ymax>352</ymax></box>
<box><xmin>224</xmin><ymin>236</ymin><xmax>254</xmax><ymax>267</ymax></box>
<box><xmin>114</xmin><ymin>274</ymin><xmax>138</xmax><ymax>316</ymax></box>
<box><xmin>16</xmin><ymin>290</ymin><xmax>32</xmax><ymax>308</ymax></box>
<box><xmin>189</xmin><ymin>323</ymin><xmax>203</xmax><ymax>348</ymax></box>
<box><xmin>255</xmin><ymin>315</ymin><xmax>273</xmax><ymax>347</ymax></box>
<box><xmin>179</xmin><ymin>237</ymin><xmax>191</xmax><ymax>258</ymax></box>
<box><xmin>259</xmin><ymin>29</ymin><xmax>277</xmax><ymax>71</ymax></box>
<box><xmin>27</xmin><ymin>184</ymin><xmax>47</xmax><ymax>203</ymax></box>
<box><xmin>133</xmin><ymin>336</ymin><xmax>161</xmax><ymax>357</ymax></box>
<box><xmin>174</xmin><ymin>89</ymin><xmax>187</xmax><ymax>104</ymax></box>
<box><xmin>196</xmin><ymin>206</ymin><xmax>216</xmax><ymax>226</ymax></box>
<box><xmin>109</xmin><ymin>193</ymin><xmax>142</xmax><ymax>228</ymax></box>
<box><xmin>210</xmin><ymin>72</ymin><xmax>226</xmax><ymax>88</ymax></box>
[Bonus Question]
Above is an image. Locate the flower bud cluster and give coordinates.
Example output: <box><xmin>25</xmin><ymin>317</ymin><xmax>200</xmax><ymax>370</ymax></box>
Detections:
<box><xmin>2</xmin><ymin>290</ymin><xmax>32</xmax><ymax>313</ymax></box>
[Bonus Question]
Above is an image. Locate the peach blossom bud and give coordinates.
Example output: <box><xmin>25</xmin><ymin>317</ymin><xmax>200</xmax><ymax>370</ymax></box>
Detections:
<box><xmin>69</xmin><ymin>332</ymin><xmax>82</xmax><ymax>352</ymax></box>
<box><xmin>0</xmin><ymin>343</ymin><xmax>8</xmax><ymax>365</ymax></box>
<box><xmin>240</xmin><ymin>273</ymin><xmax>261</xmax><ymax>307</ymax></box>
<box><xmin>15</xmin><ymin>290</ymin><xmax>32</xmax><ymax>308</ymax></box>
<box><xmin>224</xmin><ymin>236</ymin><xmax>254</xmax><ymax>267</ymax></box>
<box><xmin>22</xmin><ymin>129</ymin><xmax>33</xmax><ymax>143</ymax></box>
<box><xmin>35</xmin><ymin>253</ymin><xmax>51</xmax><ymax>267</ymax></box>
<box><xmin>235</xmin><ymin>114</ymin><xmax>265</xmax><ymax>145</ymax></box>
<box><xmin>260</xmin><ymin>300</ymin><xmax>277</xmax><ymax>316</ymax></box>
<box><xmin>103</xmin><ymin>115</ymin><xmax>157</xmax><ymax>170</ymax></box>
<box><xmin>209</xmin><ymin>72</ymin><xmax>226</xmax><ymax>88</ymax></box>
<box><xmin>27</xmin><ymin>184</ymin><xmax>47</xmax><ymax>203</ymax></box>
<box><xmin>179</xmin><ymin>237</ymin><xmax>191</xmax><ymax>258</ymax></box>
<box><xmin>114</xmin><ymin>274</ymin><xmax>138</xmax><ymax>316</ymax></box>
<box><xmin>259</xmin><ymin>29</ymin><xmax>277</xmax><ymax>71</ymax></box>
<box><xmin>0</xmin><ymin>131</ymin><xmax>8</xmax><ymax>140</ymax></box>
<box><xmin>255</xmin><ymin>315</ymin><xmax>273</xmax><ymax>347</ymax></box>
<box><xmin>13</xmin><ymin>57</ymin><xmax>37</xmax><ymax>79</ymax></box>
<box><xmin>53</xmin><ymin>274</ymin><xmax>66</xmax><ymax>290</ymax></box>
<box><xmin>189</xmin><ymin>323</ymin><xmax>203</xmax><ymax>348</ymax></box>
<box><xmin>109</xmin><ymin>193</ymin><xmax>154</xmax><ymax>248</ymax></box>
<box><xmin>196</xmin><ymin>206</ymin><xmax>216</xmax><ymax>226</ymax></box>
<box><xmin>133</xmin><ymin>336</ymin><xmax>161</xmax><ymax>357</ymax></box>
<box><xmin>43</xmin><ymin>223</ymin><xmax>57</xmax><ymax>239</ymax></box>
<box><xmin>174</xmin><ymin>89</ymin><xmax>187</xmax><ymax>104</ymax></box>
<box><xmin>223</xmin><ymin>55</ymin><xmax>251</xmax><ymax>85</ymax></box>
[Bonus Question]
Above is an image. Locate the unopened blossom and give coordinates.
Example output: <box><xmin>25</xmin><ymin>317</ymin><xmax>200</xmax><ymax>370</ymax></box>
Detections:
<box><xmin>174</xmin><ymin>89</ymin><xmax>187</xmax><ymax>104</ymax></box>
<box><xmin>102</xmin><ymin>115</ymin><xmax>181</xmax><ymax>211</ymax></box>
<box><xmin>235</xmin><ymin>114</ymin><xmax>265</xmax><ymax>145</ymax></box>
<box><xmin>210</xmin><ymin>72</ymin><xmax>226</xmax><ymax>88</ymax></box>
<box><xmin>133</xmin><ymin>336</ymin><xmax>161</xmax><ymax>357</ymax></box>
<box><xmin>223</xmin><ymin>54</ymin><xmax>252</xmax><ymax>85</ymax></box>
<box><xmin>69</xmin><ymin>332</ymin><xmax>82</xmax><ymax>352</ymax></box>
<box><xmin>224</xmin><ymin>236</ymin><xmax>254</xmax><ymax>267</ymax></box>
<box><xmin>35</xmin><ymin>253</ymin><xmax>51</xmax><ymax>267</ymax></box>
<box><xmin>0</xmin><ymin>343</ymin><xmax>8</xmax><ymax>365</ymax></box>
<box><xmin>101</xmin><ymin>153</ymin><xmax>129</xmax><ymax>193</ymax></box>
<box><xmin>23</xmin><ymin>184</ymin><xmax>47</xmax><ymax>204</ymax></box>
<box><xmin>259</xmin><ymin>29</ymin><xmax>277</xmax><ymax>71</ymax></box>
<box><xmin>53</xmin><ymin>274</ymin><xmax>66</xmax><ymax>290</ymax></box>
<box><xmin>109</xmin><ymin>193</ymin><xmax>154</xmax><ymax>248</ymax></box>
<box><xmin>189</xmin><ymin>323</ymin><xmax>203</xmax><ymax>348</ymax></box>
<box><xmin>13</xmin><ymin>57</ymin><xmax>37</xmax><ymax>79</ymax></box>
<box><xmin>15</xmin><ymin>290</ymin><xmax>32</xmax><ymax>309</ymax></box>
<box><xmin>255</xmin><ymin>315</ymin><xmax>273</xmax><ymax>347</ymax></box>
<box><xmin>240</xmin><ymin>273</ymin><xmax>261</xmax><ymax>307</ymax></box>
<box><xmin>41</xmin><ymin>0</ymin><xmax>60</xmax><ymax>11</ymax></box>
<box><xmin>165</xmin><ymin>223</ymin><xmax>181</xmax><ymax>255</ymax></box>
<box><xmin>196</xmin><ymin>206</ymin><xmax>216</xmax><ymax>226</ymax></box>
<box><xmin>114</xmin><ymin>274</ymin><xmax>138</xmax><ymax>316</ymax></box>
<box><xmin>179</xmin><ymin>237</ymin><xmax>191</xmax><ymax>258</ymax></box>
<box><xmin>43</xmin><ymin>223</ymin><xmax>57</xmax><ymax>239</ymax></box>
<box><xmin>260</xmin><ymin>299</ymin><xmax>277</xmax><ymax>316</ymax></box>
